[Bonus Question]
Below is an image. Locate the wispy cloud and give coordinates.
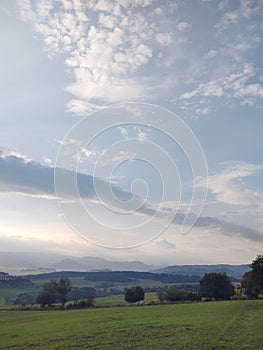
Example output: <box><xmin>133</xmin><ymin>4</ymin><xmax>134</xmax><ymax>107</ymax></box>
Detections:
<box><xmin>195</xmin><ymin>215</ymin><xmax>263</xmax><ymax>242</ymax></box>
<box><xmin>197</xmin><ymin>161</ymin><xmax>263</xmax><ymax>208</ymax></box>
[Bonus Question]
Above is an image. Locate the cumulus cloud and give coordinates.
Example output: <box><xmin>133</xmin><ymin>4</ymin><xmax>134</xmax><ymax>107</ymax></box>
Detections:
<box><xmin>17</xmin><ymin>0</ymin><xmax>156</xmax><ymax>107</ymax></box>
<box><xmin>155</xmin><ymin>32</ymin><xmax>173</xmax><ymax>46</ymax></box>
<box><xmin>176</xmin><ymin>21</ymin><xmax>190</xmax><ymax>31</ymax></box>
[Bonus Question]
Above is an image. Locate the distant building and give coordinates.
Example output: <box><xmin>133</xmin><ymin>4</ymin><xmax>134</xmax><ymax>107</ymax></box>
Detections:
<box><xmin>0</xmin><ymin>272</ymin><xmax>11</xmax><ymax>280</ymax></box>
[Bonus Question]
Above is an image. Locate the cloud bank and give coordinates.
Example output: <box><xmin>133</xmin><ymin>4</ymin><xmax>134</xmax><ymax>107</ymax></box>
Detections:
<box><xmin>1</xmin><ymin>150</ymin><xmax>262</xmax><ymax>243</ymax></box>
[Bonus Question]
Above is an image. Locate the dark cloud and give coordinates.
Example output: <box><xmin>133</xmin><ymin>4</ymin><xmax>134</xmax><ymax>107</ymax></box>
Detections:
<box><xmin>1</xmin><ymin>152</ymin><xmax>262</xmax><ymax>243</ymax></box>
<box><xmin>0</xmin><ymin>154</ymin><xmax>55</xmax><ymax>197</ymax></box>
<box><xmin>195</xmin><ymin>216</ymin><xmax>263</xmax><ymax>242</ymax></box>
<box><xmin>0</xmin><ymin>153</ymin><xmax>135</xmax><ymax>203</ymax></box>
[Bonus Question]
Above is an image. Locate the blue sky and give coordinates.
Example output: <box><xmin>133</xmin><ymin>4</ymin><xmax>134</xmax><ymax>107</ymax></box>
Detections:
<box><xmin>0</xmin><ymin>0</ymin><xmax>262</xmax><ymax>264</ymax></box>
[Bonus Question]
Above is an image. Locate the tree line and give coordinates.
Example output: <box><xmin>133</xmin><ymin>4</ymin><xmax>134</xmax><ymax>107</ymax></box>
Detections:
<box><xmin>124</xmin><ymin>255</ymin><xmax>263</xmax><ymax>303</ymax></box>
<box><xmin>7</xmin><ymin>254</ymin><xmax>263</xmax><ymax>308</ymax></box>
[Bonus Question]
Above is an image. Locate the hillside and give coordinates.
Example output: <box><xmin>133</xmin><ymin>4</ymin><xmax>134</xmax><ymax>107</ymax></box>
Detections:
<box><xmin>152</xmin><ymin>264</ymin><xmax>250</xmax><ymax>280</ymax></box>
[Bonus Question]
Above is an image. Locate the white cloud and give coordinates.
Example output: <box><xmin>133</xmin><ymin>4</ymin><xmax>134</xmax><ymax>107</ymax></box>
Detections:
<box><xmin>205</xmin><ymin>50</ymin><xmax>218</xmax><ymax>59</ymax></box>
<box><xmin>111</xmin><ymin>151</ymin><xmax>137</xmax><ymax>163</ymax></box>
<box><xmin>178</xmin><ymin>63</ymin><xmax>262</xmax><ymax>112</ymax></box>
<box><xmin>17</xmin><ymin>0</ymin><xmax>156</xmax><ymax>109</ymax></box>
<box><xmin>197</xmin><ymin>162</ymin><xmax>263</xmax><ymax>208</ymax></box>
<box><xmin>137</xmin><ymin>129</ymin><xmax>148</xmax><ymax>142</ymax></box>
<box><xmin>176</xmin><ymin>21</ymin><xmax>190</xmax><ymax>31</ymax></box>
<box><xmin>155</xmin><ymin>32</ymin><xmax>173</xmax><ymax>46</ymax></box>
<box><xmin>118</xmin><ymin>126</ymin><xmax>128</xmax><ymax>138</ymax></box>
<box><xmin>17</xmin><ymin>0</ymin><xmax>263</xmax><ymax>117</ymax></box>
<box><xmin>66</xmin><ymin>99</ymin><xmax>101</xmax><ymax>116</ymax></box>
<box><xmin>218</xmin><ymin>0</ymin><xmax>259</xmax><ymax>30</ymax></box>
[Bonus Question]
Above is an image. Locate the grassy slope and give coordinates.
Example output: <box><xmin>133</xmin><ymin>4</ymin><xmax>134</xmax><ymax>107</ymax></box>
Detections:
<box><xmin>0</xmin><ymin>288</ymin><xmax>37</xmax><ymax>305</ymax></box>
<box><xmin>0</xmin><ymin>300</ymin><xmax>262</xmax><ymax>349</ymax></box>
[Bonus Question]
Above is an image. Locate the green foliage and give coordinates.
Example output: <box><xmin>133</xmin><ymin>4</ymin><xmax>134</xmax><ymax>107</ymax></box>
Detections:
<box><xmin>42</xmin><ymin>280</ymin><xmax>59</xmax><ymax>301</ymax></box>
<box><xmin>156</xmin><ymin>287</ymin><xmax>200</xmax><ymax>302</ymax></box>
<box><xmin>36</xmin><ymin>290</ymin><xmax>55</xmax><ymax>308</ymax></box>
<box><xmin>13</xmin><ymin>292</ymin><xmax>37</xmax><ymax>306</ymax></box>
<box><xmin>66</xmin><ymin>299</ymin><xmax>94</xmax><ymax>309</ymax></box>
<box><xmin>67</xmin><ymin>286</ymin><xmax>96</xmax><ymax>306</ymax></box>
<box><xmin>0</xmin><ymin>277</ymin><xmax>34</xmax><ymax>289</ymax></box>
<box><xmin>125</xmin><ymin>286</ymin><xmax>145</xmax><ymax>303</ymax></box>
<box><xmin>30</xmin><ymin>270</ymin><xmax>200</xmax><ymax>284</ymax></box>
<box><xmin>199</xmin><ymin>273</ymin><xmax>235</xmax><ymax>300</ymax></box>
<box><xmin>241</xmin><ymin>255</ymin><xmax>263</xmax><ymax>298</ymax></box>
<box><xmin>250</xmin><ymin>254</ymin><xmax>263</xmax><ymax>294</ymax></box>
<box><xmin>57</xmin><ymin>278</ymin><xmax>72</xmax><ymax>306</ymax></box>
<box><xmin>241</xmin><ymin>271</ymin><xmax>258</xmax><ymax>298</ymax></box>
<box><xmin>37</xmin><ymin>278</ymin><xmax>72</xmax><ymax>307</ymax></box>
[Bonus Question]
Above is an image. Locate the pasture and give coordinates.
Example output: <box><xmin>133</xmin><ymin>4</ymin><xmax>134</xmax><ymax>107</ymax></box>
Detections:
<box><xmin>0</xmin><ymin>300</ymin><xmax>262</xmax><ymax>349</ymax></box>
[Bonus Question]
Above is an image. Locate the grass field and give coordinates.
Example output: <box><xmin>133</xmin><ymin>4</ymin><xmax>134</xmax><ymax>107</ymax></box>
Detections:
<box><xmin>0</xmin><ymin>300</ymin><xmax>262</xmax><ymax>349</ymax></box>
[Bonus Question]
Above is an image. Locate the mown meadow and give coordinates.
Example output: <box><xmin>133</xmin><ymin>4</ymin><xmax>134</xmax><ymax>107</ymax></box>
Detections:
<box><xmin>0</xmin><ymin>300</ymin><xmax>262</xmax><ymax>349</ymax></box>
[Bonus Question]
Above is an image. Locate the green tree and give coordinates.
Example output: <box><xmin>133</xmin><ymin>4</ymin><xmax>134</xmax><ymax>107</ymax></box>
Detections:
<box><xmin>57</xmin><ymin>278</ymin><xmax>72</xmax><ymax>306</ymax></box>
<box><xmin>37</xmin><ymin>278</ymin><xmax>72</xmax><ymax>307</ymax></box>
<box><xmin>199</xmin><ymin>273</ymin><xmax>235</xmax><ymax>300</ymax></box>
<box><xmin>83</xmin><ymin>287</ymin><xmax>96</xmax><ymax>306</ymax></box>
<box><xmin>250</xmin><ymin>255</ymin><xmax>263</xmax><ymax>295</ymax></box>
<box><xmin>241</xmin><ymin>271</ymin><xmax>258</xmax><ymax>298</ymax></box>
<box><xmin>156</xmin><ymin>287</ymin><xmax>198</xmax><ymax>302</ymax></box>
<box><xmin>125</xmin><ymin>286</ymin><xmax>145</xmax><ymax>303</ymax></box>
<box><xmin>164</xmin><ymin>288</ymin><xmax>191</xmax><ymax>302</ymax></box>
<box><xmin>36</xmin><ymin>290</ymin><xmax>55</xmax><ymax>308</ymax></box>
<box><xmin>43</xmin><ymin>280</ymin><xmax>59</xmax><ymax>302</ymax></box>
<box><xmin>156</xmin><ymin>290</ymin><xmax>165</xmax><ymax>302</ymax></box>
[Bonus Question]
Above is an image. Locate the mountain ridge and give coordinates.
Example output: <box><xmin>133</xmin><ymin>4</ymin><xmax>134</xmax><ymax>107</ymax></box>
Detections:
<box><xmin>0</xmin><ymin>252</ymin><xmax>250</xmax><ymax>279</ymax></box>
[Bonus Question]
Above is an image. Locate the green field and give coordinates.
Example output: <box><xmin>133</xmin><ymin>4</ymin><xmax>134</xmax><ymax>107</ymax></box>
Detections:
<box><xmin>0</xmin><ymin>300</ymin><xmax>262</xmax><ymax>349</ymax></box>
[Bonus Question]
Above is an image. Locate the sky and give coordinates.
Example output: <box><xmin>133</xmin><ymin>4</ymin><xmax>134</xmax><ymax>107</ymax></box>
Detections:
<box><xmin>0</xmin><ymin>0</ymin><xmax>263</xmax><ymax>265</ymax></box>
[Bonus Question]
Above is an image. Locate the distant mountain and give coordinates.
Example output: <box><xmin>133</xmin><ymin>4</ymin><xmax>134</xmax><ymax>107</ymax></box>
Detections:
<box><xmin>0</xmin><ymin>252</ymin><xmax>64</xmax><ymax>273</ymax></box>
<box><xmin>152</xmin><ymin>264</ymin><xmax>250</xmax><ymax>280</ymax></box>
<box><xmin>0</xmin><ymin>252</ymin><xmax>250</xmax><ymax>279</ymax></box>
<box><xmin>0</xmin><ymin>252</ymin><xmax>159</xmax><ymax>275</ymax></box>
<box><xmin>51</xmin><ymin>256</ymin><xmax>152</xmax><ymax>272</ymax></box>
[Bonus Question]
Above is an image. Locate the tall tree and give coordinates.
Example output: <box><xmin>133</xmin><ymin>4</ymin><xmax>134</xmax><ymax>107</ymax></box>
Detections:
<box><xmin>37</xmin><ymin>278</ymin><xmax>72</xmax><ymax>307</ymax></box>
<box><xmin>199</xmin><ymin>273</ymin><xmax>235</xmax><ymax>300</ymax></box>
<box><xmin>57</xmin><ymin>278</ymin><xmax>72</xmax><ymax>306</ymax></box>
<box><xmin>36</xmin><ymin>290</ymin><xmax>55</xmax><ymax>308</ymax></box>
<box><xmin>241</xmin><ymin>271</ymin><xmax>258</xmax><ymax>298</ymax></box>
<box><xmin>250</xmin><ymin>255</ymin><xmax>263</xmax><ymax>295</ymax></box>
<box><xmin>43</xmin><ymin>280</ymin><xmax>59</xmax><ymax>302</ymax></box>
